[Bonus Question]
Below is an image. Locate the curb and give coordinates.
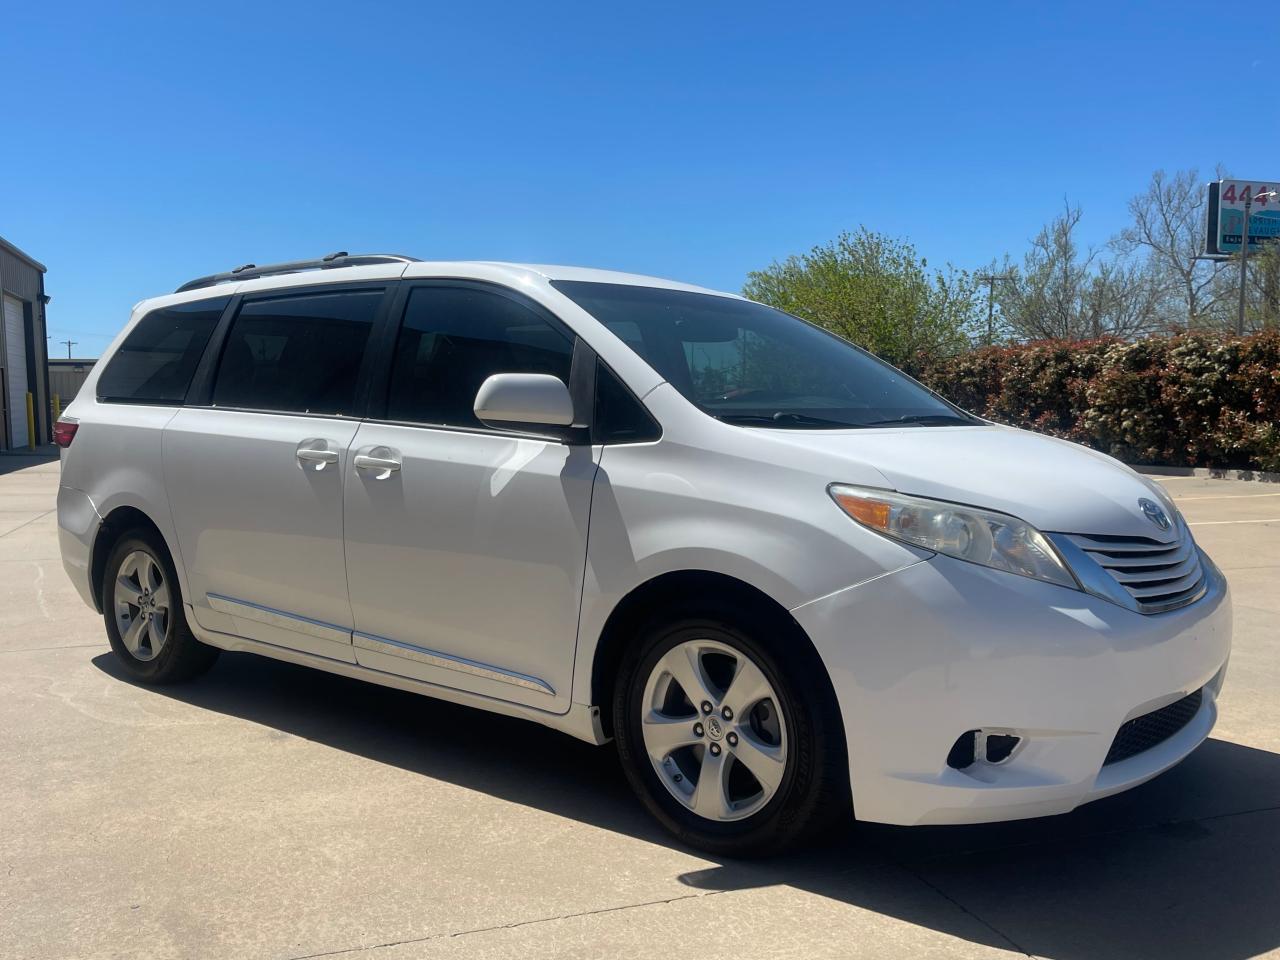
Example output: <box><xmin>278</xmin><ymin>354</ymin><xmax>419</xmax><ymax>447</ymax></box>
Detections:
<box><xmin>1135</xmin><ymin>464</ymin><xmax>1280</xmax><ymax>484</ymax></box>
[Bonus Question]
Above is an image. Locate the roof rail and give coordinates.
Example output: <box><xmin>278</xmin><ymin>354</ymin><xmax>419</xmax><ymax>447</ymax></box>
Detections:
<box><xmin>175</xmin><ymin>251</ymin><xmax>421</xmax><ymax>293</ymax></box>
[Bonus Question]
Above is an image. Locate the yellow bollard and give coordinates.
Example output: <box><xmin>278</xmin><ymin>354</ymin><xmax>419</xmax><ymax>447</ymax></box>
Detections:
<box><xmin>52</xmin><ymin>394</ymin><xmax>61</xmax><ymax>422</ymax></box>
<box><xmin>26</xmin><ymin>392</ymin><xmax>35</xmax><ymax>449</ymax></box>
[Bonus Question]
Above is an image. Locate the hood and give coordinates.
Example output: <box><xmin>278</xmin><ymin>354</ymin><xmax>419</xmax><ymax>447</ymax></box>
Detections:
<box><xmin>762</xmin><ymin>424</ymin><xmax>1177</xmax><ymax>542</ymax></box>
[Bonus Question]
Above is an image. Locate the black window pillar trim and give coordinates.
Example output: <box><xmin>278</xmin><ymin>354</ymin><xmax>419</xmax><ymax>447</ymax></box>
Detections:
<box><xmin>184</xmin><ymin>295</ymin><xmax>242</xmax><ymax>406</ymax></box>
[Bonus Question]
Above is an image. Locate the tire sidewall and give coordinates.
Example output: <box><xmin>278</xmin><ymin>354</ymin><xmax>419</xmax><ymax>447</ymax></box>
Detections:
<box><xmin>615</xmin><ymin>616</ymin><xmax>825</xmax><ymax>856</ymax></box>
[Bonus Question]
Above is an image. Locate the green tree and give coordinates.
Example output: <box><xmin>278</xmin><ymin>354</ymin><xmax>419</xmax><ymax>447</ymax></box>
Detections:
<box><xmin>742</xmin><ymin>228</ymin><xmax>979</xmax><ymax>368</ymax></box>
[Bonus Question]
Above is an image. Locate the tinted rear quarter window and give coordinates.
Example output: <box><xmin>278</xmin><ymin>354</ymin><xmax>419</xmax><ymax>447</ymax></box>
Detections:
<box><xmin>211</xmin><ymin>289</ymin><xmax>382</xmax><ymax>415</ymax></box>
<box><xmin>96</xmin><ymin>297</ymin><xmax>229</xmax><ymax>404</ymax></box>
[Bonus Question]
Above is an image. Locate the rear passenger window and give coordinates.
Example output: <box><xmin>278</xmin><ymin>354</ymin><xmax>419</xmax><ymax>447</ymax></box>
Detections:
<box><xmin>97</xmin><ymin>297</ymin><xmax>228</xmax><ymax>404</ymax></box>
<box><xmin>211</xmin><ymin>290</ymin><xmax>381</xmax><ymax>415</ymax></box>
<box><xmin>387</xmin><ymin>285</ymin><xmax>574</xmax><ymax>429</ymax></box>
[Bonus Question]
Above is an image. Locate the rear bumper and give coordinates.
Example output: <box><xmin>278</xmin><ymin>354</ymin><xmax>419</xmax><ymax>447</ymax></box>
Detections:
<box><xmin>57</xmin><ymin>484</ymin><xmax>102</xmax><ymax>611</ymax></box>
<box><xmin>792</xmin><ymin>550</ymin><xmax>1232</xmax><ymax>826</ymax></box>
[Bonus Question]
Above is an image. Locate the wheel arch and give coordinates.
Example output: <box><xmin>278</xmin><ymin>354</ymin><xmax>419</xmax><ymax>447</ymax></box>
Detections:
<box><xmin>89</xmin><ymin>505</ymin><xmax>173</xmax><ymax>613</ymax></box>
<box><xmin>588</xmin><ymin>570</ymin><xmax>845</xmax><ymax>744</ymax></box>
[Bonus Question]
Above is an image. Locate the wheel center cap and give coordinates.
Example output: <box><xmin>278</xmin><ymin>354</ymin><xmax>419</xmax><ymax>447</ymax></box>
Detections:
<box><xmin>705</xmin><ymin>716</ymin><xmax>724</xmax><ymax>741</ymax></box>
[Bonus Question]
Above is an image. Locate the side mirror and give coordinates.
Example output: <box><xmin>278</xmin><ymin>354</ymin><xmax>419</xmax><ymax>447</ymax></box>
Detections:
<box><xmin>474</xmin><ymin>373</ymin><xmax>576</xmax><ymax>431</ymax></box>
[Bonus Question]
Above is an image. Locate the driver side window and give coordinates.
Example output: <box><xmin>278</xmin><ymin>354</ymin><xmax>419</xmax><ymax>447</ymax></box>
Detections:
<box><xmin>386</xmin><ymin>285</ymin><xmax>574</xmax><ymax>430</ymax></box>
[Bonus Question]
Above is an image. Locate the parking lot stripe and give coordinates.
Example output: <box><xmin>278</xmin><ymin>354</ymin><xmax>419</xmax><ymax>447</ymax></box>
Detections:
<box><xmin>1176</xmin><ymin>493</ymin><xmax>1280</xmax><ymax>501</ymax></box>
<box><xmin>1188</xmin><ymin>519</ymin><xmax>1280</xmax><ymax>526</ymax></box>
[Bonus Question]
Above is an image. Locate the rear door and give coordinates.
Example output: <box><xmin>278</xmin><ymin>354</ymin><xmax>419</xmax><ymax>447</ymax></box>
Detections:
<box><xmin>341</xmin><ymin>281</ymin><xmax>598</xmax><ymax>711</ymax></box>
<box><xmin>165</xmin><ymin>284</ymin><xmax>391</xmax><ymax>661</ymax></box>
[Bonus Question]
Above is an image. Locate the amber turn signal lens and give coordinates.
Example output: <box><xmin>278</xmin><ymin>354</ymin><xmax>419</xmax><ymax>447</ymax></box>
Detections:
<box><xmin>831</xmin><ymin>490</ymin><xmax>891</xmax><ymax>530</ymax></box>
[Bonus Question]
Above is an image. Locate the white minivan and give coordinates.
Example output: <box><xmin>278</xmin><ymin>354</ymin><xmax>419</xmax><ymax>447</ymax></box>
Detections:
<box><xmin>57</xmin><ymin>253</ymin><xmax>1231</xmax><ymax>855</ymax></box>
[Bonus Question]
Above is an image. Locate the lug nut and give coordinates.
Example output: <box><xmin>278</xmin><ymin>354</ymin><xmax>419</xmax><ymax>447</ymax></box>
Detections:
<box><xmin>693</xmin><ymin>723</ymin><xmax>704</xmax><ymax>737</ymax></box>
<box><xmin>700</xmin><ymin>701</ymin><xmax>713</xmax><ymax>715</ymax></box>
<box><xmin>722</xmin><ymin>706</ymin><xmax>734</xmax><ymax>721</ymax></box>
<box><xmin>727</xmin><ymin>732</ymin><xmax>738</xmax><ymax>746</ymax></box>
<box><xmin>709</xmin><ymin>743</ymin><xmax>722</xmax><ymax>756</ymax></box>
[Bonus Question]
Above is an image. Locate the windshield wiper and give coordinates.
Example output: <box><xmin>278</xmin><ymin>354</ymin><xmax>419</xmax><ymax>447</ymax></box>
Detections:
<box><xmin>862</xmin><ymin>414</ymin><xmax>977</xmax><ymax>427</ymax></box>
<box><xmin>714</xmin><ymin>412</ymin><xmax>867</xmax><ymax>428</ymax></box>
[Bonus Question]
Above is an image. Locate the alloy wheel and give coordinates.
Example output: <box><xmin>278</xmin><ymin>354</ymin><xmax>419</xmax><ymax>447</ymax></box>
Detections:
<box><xmin>640</xmin><ymin>638</ymin><xmax>788</xmax><ymax>822</ymax></box>
<box><xmin>112</xmin><ymin>550</ymin><xmax>171</xmax><ymax>662</ymax></box>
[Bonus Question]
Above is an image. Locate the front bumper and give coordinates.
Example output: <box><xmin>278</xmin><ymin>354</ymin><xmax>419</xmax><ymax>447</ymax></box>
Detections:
<box><xmin>791</xmin><ymin>550</ymin><xmax>1231</xmax><ymax>826</ymax></box>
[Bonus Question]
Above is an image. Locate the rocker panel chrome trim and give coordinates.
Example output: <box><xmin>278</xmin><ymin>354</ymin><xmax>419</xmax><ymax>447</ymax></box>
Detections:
<box><xmin>206</xmin><ymin>593</ymin><xmax>352</xmax><ymax>646</ymax></box>
<box><xmin>352</xmin><ymin>631</ymin><xmax>556</xmax><ymax>696</ymax></box>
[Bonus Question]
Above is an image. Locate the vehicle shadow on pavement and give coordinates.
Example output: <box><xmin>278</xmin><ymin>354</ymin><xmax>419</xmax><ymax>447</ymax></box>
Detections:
<box><xmin>94</xmin><ymin>651</ymin><xmax>1280</xmax><ymax>960</ymax></box>
<box><xmin>0</xmin><ymin>450</ymin><xmax>58</xmax><ymax>476</ymax></box>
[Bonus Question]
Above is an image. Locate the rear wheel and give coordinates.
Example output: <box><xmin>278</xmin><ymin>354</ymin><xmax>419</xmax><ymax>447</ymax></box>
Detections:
<box><xmin>102</xmin><ymin>529</ymin><xmax>218</xmax><ymax>684</ymax></box>
<box><xmin>614</xmin><ymin>614</ymin><xmax>848</xmax><ymax>856</ymax></box>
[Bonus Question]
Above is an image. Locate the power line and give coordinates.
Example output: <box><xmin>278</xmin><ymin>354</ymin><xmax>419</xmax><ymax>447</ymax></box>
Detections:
<box><xmin>60</xmin><ymin>339</ymin><xmax>78</xmax><ymax>358</ymax></box>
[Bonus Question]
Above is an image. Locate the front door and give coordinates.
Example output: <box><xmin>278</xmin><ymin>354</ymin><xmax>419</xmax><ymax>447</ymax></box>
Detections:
<box><xmin>342</xmin><ymin>282</ymin><xmax>597</xmax><ymax>711</ymax></box>
<box><xmin>166</xmin><ymin>285</ymin><xmax>389</xmax><ymax>661</ymax></box>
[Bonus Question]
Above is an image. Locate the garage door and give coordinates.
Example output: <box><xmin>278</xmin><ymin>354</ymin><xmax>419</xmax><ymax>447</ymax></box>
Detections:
<box><xmin>3</xmin><ymin>296</ymin><xmax>28</xmax><ymax>449</ymax></box>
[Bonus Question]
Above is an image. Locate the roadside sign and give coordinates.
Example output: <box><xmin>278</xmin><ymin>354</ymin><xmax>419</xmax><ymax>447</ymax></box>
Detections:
<box><xmin>1206</xmin><ymin>179</ymin><xmax>1280</xmax><ymax>256</ymax></box>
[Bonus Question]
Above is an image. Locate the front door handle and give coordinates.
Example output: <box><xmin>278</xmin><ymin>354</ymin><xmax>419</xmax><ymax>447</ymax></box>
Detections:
<box><xmin>296</xmin><ymin>439</ymin><xmax>341</xmax><ymax>470</ymax></box>
<box><xmin>353</xmin><ymin>447</ymin><xmax>402</xmax><ymax>480</ymax></box>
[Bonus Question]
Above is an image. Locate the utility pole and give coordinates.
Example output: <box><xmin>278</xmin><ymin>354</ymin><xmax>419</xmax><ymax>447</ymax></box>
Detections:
<box><xmin>61</xmin><ymin>339</ymin><xmax>77</xmax><ymax>358</ymax></box>
<box><xmin>975</xmin><ymin>273</ymin><xmax>1014</xmax><ymax>345</ymax></box>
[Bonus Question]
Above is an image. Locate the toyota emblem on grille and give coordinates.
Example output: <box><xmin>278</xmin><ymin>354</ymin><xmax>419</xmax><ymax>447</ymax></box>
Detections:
<box><xmin>1139</xmin><ymin>498</ymin><xmax>1171</xmax><ymax>531</ymax></box>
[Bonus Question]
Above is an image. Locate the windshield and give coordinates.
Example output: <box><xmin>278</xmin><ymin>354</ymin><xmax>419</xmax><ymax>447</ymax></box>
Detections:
<box><xmin>552</xmin><ymin>281</ymin><xmax>978</xmax><ymax>429</ymax></box>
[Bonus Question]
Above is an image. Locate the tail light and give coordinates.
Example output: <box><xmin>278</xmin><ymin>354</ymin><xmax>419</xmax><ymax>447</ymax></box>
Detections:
<box><xmin>53</xmin><ymin>418</ymin><xmax>79</xmax><ymax>448</ymax></box>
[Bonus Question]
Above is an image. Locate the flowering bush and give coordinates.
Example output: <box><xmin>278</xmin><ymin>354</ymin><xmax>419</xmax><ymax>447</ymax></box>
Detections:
<box><xmin>913</xmin><ymin>332</ymin><xmax>1280</xmax><ymax>472</ymax></box>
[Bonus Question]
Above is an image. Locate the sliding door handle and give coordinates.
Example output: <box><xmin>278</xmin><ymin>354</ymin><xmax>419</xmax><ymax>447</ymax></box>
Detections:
<box><xmin>354</xmin><ymin>454</ymin><xmax>401</xmax><ymax>472</ymax></box>
<box><xmin>297</xmin><ymin>448</ymin><xmax>339</xmax><ymax>464</ymax></box>
<box><xmin>353</xmin><ymin>448</ymin><xmax>402</xmax><ymax>479</ymax></box>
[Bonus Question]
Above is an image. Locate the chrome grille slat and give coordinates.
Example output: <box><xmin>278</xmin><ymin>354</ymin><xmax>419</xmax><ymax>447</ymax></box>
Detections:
<box><xmin>1067</xmin><ymin>534</ymin><xmax>1182</xmax><ymax>553</ymax></box>
<box><xmin>1106</xmin><ymin>554</ymin><xmax>1200</xmax><ymax>584</ymax></box>
<box><xmin>1095</xmin><ymin>548</ymin><xmax>1189</xmax><ymax>569</ymax></box>
<box><xmin>1125</xmin><ymin>570</ymin><xmax>1204</xmax><ymax>599</ymax></box>
<box><xmin>1062</xmin><ymin>524</ymin><xmax>1205</xmax><ymax>615</ymax></box>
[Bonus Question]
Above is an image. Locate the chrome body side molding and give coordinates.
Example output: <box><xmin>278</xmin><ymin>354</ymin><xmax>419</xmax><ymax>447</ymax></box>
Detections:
<box><xmin>184</xmin><ymin>607</ymin><xmax>605</xmax><ymax>745</ymax></box>
<box><xmin>353</xmin><ymin>631</ymin><xmax>556</xmax><ymax>696</ymax></box>
<box><xmin>206</xmin><ymin>594</ymin><xmax>558</xmax><ymax>698</ymax></box>
<box><xmin>207</xmin><ymin>593</ymin><xmax>351</xmax><ymax>646</ymax></box>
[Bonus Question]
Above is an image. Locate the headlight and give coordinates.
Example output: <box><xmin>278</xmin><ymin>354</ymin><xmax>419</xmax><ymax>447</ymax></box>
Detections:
<box><xmin>828</xmin><ymin>484</ymin><xmax>1078</xmax><ymax>589</ymax></box>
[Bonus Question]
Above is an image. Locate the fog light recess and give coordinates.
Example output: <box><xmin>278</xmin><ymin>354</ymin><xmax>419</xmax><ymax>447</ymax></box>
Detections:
<box><xmin>946</xmin><ymin>730</ymin><xmax>1022</xmax><ymax>770</ymax></box>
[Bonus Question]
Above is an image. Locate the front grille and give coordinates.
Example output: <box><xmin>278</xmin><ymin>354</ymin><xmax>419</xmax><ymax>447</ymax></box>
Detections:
<box><xmin>1063</xmin><ymin>531</ymin><xmax>1206</xmax><ymax>614</ymax></box>
<box><xmin>1104</xmin><ymin>688</ymin><xmax>1204</xmax><ymax>765</ymax></box>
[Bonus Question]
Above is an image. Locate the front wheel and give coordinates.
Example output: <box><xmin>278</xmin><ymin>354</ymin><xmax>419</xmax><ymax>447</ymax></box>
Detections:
<box><xmin>614</xmin><ymin>615</ymin><xmax>848</xmax><ymax>856</ymax></box>
<box><xmin>102</xmin><ymin>529</ymin><xmax>219</xmax><ymax>684</ymax></box>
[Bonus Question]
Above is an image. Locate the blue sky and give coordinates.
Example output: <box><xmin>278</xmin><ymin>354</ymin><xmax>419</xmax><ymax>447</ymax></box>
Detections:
<box><xmin>3</xmin><ymin>1</ymin><xmax>1275</xmax><ymax>357</ymax></box>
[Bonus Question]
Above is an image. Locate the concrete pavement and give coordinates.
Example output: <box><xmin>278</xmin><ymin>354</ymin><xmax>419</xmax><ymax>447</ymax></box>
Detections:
<box><xmin>1</xmin><ymin>455</ymin><xmax>1277</xmax><ymax>960</ymax></box>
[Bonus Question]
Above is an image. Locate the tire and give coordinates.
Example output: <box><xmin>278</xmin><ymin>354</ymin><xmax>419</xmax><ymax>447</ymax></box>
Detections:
<box><xmin>101</xmin><ymin>527</ymin><xmax>219</xmax><ymax>684</ymax></box>
<box><xmin>613</xmin><ymin>610</ymin><xmax>849</xmax><ymax>857</ymax></box>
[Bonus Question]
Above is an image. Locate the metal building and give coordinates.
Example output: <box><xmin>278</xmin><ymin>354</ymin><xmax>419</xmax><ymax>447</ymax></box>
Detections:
<box><xmin>0</xmin><ymin>236</ymin><xmax>51</xmax><ymax>449</ymax></box>
<box><xmin>47</xmin><ymin>358</ymin><xmax>96</xmax><ymax>406</ymax></box>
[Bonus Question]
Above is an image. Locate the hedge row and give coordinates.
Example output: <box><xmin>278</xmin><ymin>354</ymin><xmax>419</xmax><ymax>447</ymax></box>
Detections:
<box><xmin>912</xmin><ymin>332</ymin><xmax>1280</xmax><ymax>472</ymax></box>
